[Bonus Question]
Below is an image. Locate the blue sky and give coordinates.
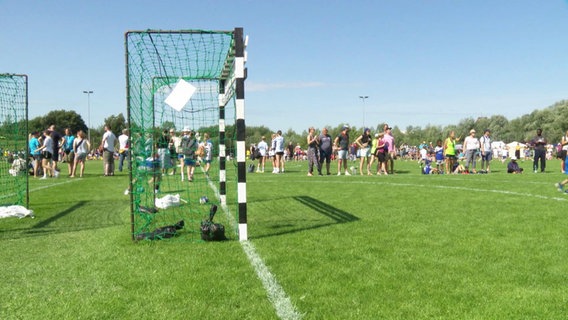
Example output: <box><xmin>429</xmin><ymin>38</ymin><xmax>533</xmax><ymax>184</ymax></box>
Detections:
<box><xmin>1</xmin><ymin>0</ymin><xmax>567</xmax><ymax>133</ymax></box>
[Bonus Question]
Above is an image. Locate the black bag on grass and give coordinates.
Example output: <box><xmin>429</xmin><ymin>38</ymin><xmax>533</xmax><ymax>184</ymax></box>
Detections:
<box><xmin>201</xmin><ymin>204</ymin><xmax>226</xmax><ymax>241</ymax></box>
<box><xmin>135</xmin><ymin>220</ymin><xmax>184</xmax><ymax>241</ymax></box>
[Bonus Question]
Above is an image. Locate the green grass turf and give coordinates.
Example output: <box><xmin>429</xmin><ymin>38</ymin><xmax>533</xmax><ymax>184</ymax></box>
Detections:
<box><xmin>1</xmin><ymin>157</ymin><xmax>568</xmax><ymax>319</ymax></box>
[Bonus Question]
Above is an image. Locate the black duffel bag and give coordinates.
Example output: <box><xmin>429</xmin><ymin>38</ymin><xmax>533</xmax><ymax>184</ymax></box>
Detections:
<box><xmin>200</xmin><ymin>204</ymin><xmax>226</xmax><ymax>241</ymax></box>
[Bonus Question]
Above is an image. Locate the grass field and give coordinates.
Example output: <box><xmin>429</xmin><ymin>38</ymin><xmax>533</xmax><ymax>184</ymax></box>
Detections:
<box><xmin>1</xmin><ymin>157</ymin><xmax>568</xmax><ymax>319</ymax></box>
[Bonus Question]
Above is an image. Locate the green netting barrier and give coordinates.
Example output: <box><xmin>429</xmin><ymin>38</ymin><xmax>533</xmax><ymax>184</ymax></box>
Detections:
<box><xmin>126</xmin><ymin>29</ymin><xmax>246</xmax><ymax>242</ymax></box>
<box><xmin>0</xmin><ymin>74</ymin><xmax>29</xmax><ymax>207</ymax></box>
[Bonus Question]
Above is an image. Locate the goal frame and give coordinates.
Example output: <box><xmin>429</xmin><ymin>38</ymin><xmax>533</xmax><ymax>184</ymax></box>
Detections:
<box><xmin>124</xmin><ymin>28</ymin><xmax>248</xmax><ymax>241</ymax></box>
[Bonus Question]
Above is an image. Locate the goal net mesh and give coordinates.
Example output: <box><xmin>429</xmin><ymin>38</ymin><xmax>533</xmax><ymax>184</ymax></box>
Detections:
<box><xmin>126</xmin><ymin>30</ymin><xmax>241</xmax><ymax>241</ymax></box>
<box><xmin>0</xmin><ymin>74</ymin><xmax>28</xmax><ymax>207</ymax></box>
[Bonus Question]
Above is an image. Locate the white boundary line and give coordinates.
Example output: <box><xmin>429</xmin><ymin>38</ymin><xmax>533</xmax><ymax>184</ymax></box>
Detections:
<box><xmin>205</xmin><ymin>175</ymin><xmax>302</xmax><ymax>320</ymax></box>
<box><xmin>29</xmin><ymin>179</ymin><xmax>76</xmax><ymax>193</ymax></box>
<box><xmin>240</xmin><ymin>240</ymin><xmax>302</xmax><ymax>320</ymax></box>
<box><xmin>255</xmin><ymin>178</ymin><xmax>568</xmax><ymax>202</ymax></box>
<box><xmin>0</xmin><ymin>179</ymin><xmax>77</xmax><ymax>200</ymax></box>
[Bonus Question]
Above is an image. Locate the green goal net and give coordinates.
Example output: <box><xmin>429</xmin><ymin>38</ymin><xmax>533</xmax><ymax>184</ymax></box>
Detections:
<box><xmin>0</xmin><ymin>74</ymin><xmax>29</xmax><ymax>207</ymax></box>
<box><xmin>125</xmin><ymin>29</ymin><xmax>248</xmax><ymax>242</ymax></box>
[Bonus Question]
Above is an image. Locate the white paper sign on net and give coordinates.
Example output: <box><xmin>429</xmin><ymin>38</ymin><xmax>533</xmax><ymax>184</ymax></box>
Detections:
<box><xmin>164</xmin><ymin>79</ymin><xmax>196</xmax><ymax>111</ymax></box>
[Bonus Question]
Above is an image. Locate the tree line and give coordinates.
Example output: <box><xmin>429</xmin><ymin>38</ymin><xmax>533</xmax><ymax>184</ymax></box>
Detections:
<box><xmin>10</xmin><ymin>99</ymin><xmax>568</xmax><ymax>151</ymax></box>
<box><xmin>246</xmin><ymin>100</ymin><xmax>568</xmax><ymax>150</ymax></box>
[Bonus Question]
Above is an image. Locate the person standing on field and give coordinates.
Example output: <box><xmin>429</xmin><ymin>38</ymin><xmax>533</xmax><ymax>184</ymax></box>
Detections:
<box><xmin>101</xmin><ymin>125</ymin><xmax>117</xmax><ymax>176</ymax></box>
<box><xmin>444</xmin><ymin>130</ymin><xmax>460</xmax><ymax>174</ymax></box>
<box><xmin>318</xmin><ymin>127</ymin><xmax>333</xmax><ymax>175</ymax></box>
<box><xmin>201</xmin><ymin>132</ymin><xmax>213</xmax><ymax>175</ymax></box>
<box><xmin>256</xmin><ymin>136</ymin><xmax>268</xmax><ymax>173</ymax></box>
<box><xmin>306</xmin><ymin>127</ymin><xmax>321</xmax><ymax>176</ymax></box>
<box><xmin>271</xmin><ymin>130</ymin><xmax>285</xmax><ymax>174</ymax></box>
<box><xmin>383</xmin><ymin>125</ymin><xmax>396</xmax><ymax>174</ymax></box>
<box><xmin>118</xmin><ymin>129</ymin><xmax>129</xmax><ymax>172</ymax></box>
<box><xmin>36</xmin><ymin>129</ymin><xmax>54</xmax><ymax>179</ymax></box>
<box><xmin>168</xmin><ymin>129</ymin><xmax>179</xmax><ymax>176</ymax></box>
<box><xmin>354</xmin><ymin>128</ymin><xmax>372</xmax><ymax>175</ymax></box>
<box><xmin>334</xmin><ymin>125</ymin><xmax>351</xmax><ymax>176</ymax></box>
<box><xmin>49</xmin><ymin>124</ymin><xmax>63</xmax><ymax>178</ymax></box>
<box><xmin>559</xmin><ymin>130</ymin><xmax>568</xmax><ymax>174</ymax></box>
<box><xmin>71</xmin><ymin>130</ymin><xmax>91</xmax><ymax>178</ymax></box>
<box><xmin>479</xmin><ymin>129</ymin><xmax>492</xmax><ymax>173</ymax></box>
<box><xmin>63</xmin><ymin>128</ymin><xmax>75</xmax><ymax>176</ymax></box>
<box><xmin>180</xmin><ymin>128</ymin><xmax>198</xmax><ymax>182</ymax></box>
<box><xmin>530</xmin><ymin>128</ymin><xmax>547</xmax><ymax>173</ymax></box>
<box><xmin>157</xmin><ymin>129</ymin><xmax>171</xmax><ymax>175</ymax></box>
<box><xmin>463</xmin><ymin>129</ymin><xmax>479</xmax><ymax>173</ymax></box>
<box><xmin>28</xmin><ymin>131</ymin><xmax>41</xmax><ymax>178</ymax></box>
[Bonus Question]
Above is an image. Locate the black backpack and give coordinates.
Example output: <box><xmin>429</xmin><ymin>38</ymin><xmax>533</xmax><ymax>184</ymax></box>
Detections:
<box><xmin>200</xmin><ymin>205</ymin><xmax>226</xmax><ymax>241</ymax></box>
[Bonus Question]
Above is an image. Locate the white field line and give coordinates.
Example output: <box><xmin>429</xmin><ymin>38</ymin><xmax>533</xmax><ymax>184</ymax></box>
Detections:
<box><xmin>29</xmin><ymin>179</ymin><xmax>77</xmax><ymax>192</ymax></box>
<box><xmin>0</xmin><ymin>179</ymin><xmax>77</xmax><ymax>200</ymax></box>
<box><xmin>255</xmin><ymin>178</ymin><xmax>568</xmax><ymax>202</ymax></box>
<box><xmin>204</xmin><ymin>173</ymin><xmax>302</xmax><ymax>320</ymax></box>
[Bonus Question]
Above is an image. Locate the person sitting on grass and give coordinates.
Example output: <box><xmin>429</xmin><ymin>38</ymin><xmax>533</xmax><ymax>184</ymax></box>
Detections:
<box><xmin>507</xmin><ymin>156</ymin><xmax>523</xmax><ymax>174</ymax></box>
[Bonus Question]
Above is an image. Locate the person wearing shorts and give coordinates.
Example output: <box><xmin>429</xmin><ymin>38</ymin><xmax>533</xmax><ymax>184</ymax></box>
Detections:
<box><xmin>63</xmin><ymin>128</ymin><xmax>75</xmax><ymax>176</ymax></box>
<box><xmin>101</xmin><ymin>125</ymin><xmax>117</xmax><ymax>176</ymax></box>
<box><xmin>180</xmin><ymin>128</ymin><xmax>198</xmax><ymax>182</ymax></box>
<box><xmin>28</xmin><ymin>131</ymin><xmax>41</xmax><ymax>178</ymax></box>
<box><xmin>383</xmin><ymin>125</ymin><xmax>396</xmax><ymax>174</ymax></box>
<box><xmin>479</xmin><ymin>129</ymin><xmax>492</xmax><ymax>173</ymax></box>
<box><xmin>318</xmin><ymin>127</ymin><xmax>333</xmax><ymax>175</ymax></box>
<box><xmin>256</xmin><ymin>136</ymin><xmax>268</xmax><ymax>173</ymax></box>
<box><xmin>355</xmin><ymin>128</ymin><xmax>372</xmax><ymax>175</ymax></box>
<box><xmin>559</xmin><ymin>130</ymin><xmax>568</xmax><ymax>173</ymax></box>
<box><xmin>271</xmin><ymin>130</ymin><xmax>285</xmax><ymax>174</ymax></box>
<box><xmin>434</xmin><ymin>139</ymin><xmax>445</xmax><ymax>173</ymax></box>
<box><xmin>334</xmin><ymin>125</ymin><xmax>351</xmax><ymax>175</ymax></box>
<box><xmin>71</xmin><ymin>130</ymin><xmax>91</xmax><ymax>178</ymax></box>
<box><xmin>375</xmin><ymin>132</ymin><xmax>388</xmax><ymax>175</ymax></box>
<box><xmin>444</xmin><ymin>130</ymin><xmax>459</xmax><ymax>174</ymax></box>
<box><xmin>37</xmin><ymin>129</ymin><xmax>54</xmax><ymax>179</ymax></box>
<box><xmin>201</xmin><ymin>133</ymin><xmax>213</xmax><ymax>175</ymax></box>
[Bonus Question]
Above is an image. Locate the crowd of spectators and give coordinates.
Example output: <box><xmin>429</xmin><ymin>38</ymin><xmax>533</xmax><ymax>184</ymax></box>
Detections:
<box><xmin>248</xmin><ymin>126</ymin><xmax>566</xmax><ymax>177</ymax></box>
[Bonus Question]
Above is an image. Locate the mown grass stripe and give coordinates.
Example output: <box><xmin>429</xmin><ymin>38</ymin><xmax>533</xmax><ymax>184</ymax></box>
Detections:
<box><xmin>205</xmin><ymin>171</ymin><xmax>302</xmax><ymax>319</ymax></box>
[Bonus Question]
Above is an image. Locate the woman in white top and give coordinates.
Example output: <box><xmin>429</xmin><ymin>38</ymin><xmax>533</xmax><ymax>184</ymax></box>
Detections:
<box><xmin>71</xmin><ymin>130</ymin><xmax>91</xmax><ymax>178</ymax></box>
<box><xmin>463</xmin><ymin>129</ymin><xmax>480</xmax><ymax>173</ymax></box>
<box><xmin>35</xmin><ymin>130</ymin><xmax>53</xmax><ymax>179</ymax></box>
<box><xmin>256</xmin><ymin>136</ymin><xmax>268</xmax><ymax>173</ymax></box>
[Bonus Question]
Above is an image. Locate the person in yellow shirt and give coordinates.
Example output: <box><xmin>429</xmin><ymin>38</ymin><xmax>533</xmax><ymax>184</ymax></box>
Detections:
<box><xmin>443</xmin><ymin>130</ymin><xmax>461</xmax><ymax>174</ymax></box>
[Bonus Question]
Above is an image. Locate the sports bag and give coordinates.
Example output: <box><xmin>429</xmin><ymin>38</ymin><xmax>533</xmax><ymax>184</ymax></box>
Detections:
<box><xmin>200</xmin><ymin>204</ymin><xmax>226</xmax><ymax>241</ymax></box>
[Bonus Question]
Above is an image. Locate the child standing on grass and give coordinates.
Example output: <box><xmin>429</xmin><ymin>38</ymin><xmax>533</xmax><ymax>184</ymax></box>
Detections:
<box><xmin>434</xmin><ymin>139</ymin><xmax>445</xmax><ymax>173</ymax></box>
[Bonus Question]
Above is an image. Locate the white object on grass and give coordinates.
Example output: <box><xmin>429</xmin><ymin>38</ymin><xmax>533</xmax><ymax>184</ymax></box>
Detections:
<box><xmin>155</xmin><ymin>194</ymin><xmax>181</xmax><ymax>209</ymax></box>
<box><xmin>0</xmin><ymin>205</ymin><xmax>34</xmax><ymax>219</ymax></box>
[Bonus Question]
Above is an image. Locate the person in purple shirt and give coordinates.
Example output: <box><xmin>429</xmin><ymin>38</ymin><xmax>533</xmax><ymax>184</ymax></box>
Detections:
<box><xmin>383</xmin><ymin>125</ymin><xmax>396</xmax><ymax>174</ymax></box>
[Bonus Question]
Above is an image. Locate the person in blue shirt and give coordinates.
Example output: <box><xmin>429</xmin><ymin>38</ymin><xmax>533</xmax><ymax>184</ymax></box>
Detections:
<box><xmin>28</xmin><ymin>131</ymin><xmax>41</xmax><ymax>178</ymax></box>
<box><xmin>507</xmin><ymin>156</ymin><xmax>523</xmax><ymax>174</ymax></box>
<box><xmin>63</xmin><ymin>128</ymin><xmax>75</xmax><ymax>176</ymax></box>
<box><xmin>434</xmin><ymin>139</ymin><xmax>445</xmax><ymax>173</ymax></box>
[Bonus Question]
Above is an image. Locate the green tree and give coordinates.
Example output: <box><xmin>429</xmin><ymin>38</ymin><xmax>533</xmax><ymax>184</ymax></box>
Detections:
<box><xmin>28</xmin><ymin>110</ymin><xmax>87</xmax><ymax>135</ymax></box>
<box><xmin>103</xmin><ymin>113</ymin><xmax>127</xmax><ymax>134</ymax></box>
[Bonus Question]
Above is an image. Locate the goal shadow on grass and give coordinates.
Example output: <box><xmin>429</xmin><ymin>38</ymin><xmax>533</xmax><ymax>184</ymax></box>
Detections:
<box><xmin>250</xmin><ymin>196</ymin><xmax>359</xmax><ymax>239</ymax></box>
<box><xmin>0</xmin><ymin>200</ymin><xmax>127</xmax><ymax>239</ymax></box>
